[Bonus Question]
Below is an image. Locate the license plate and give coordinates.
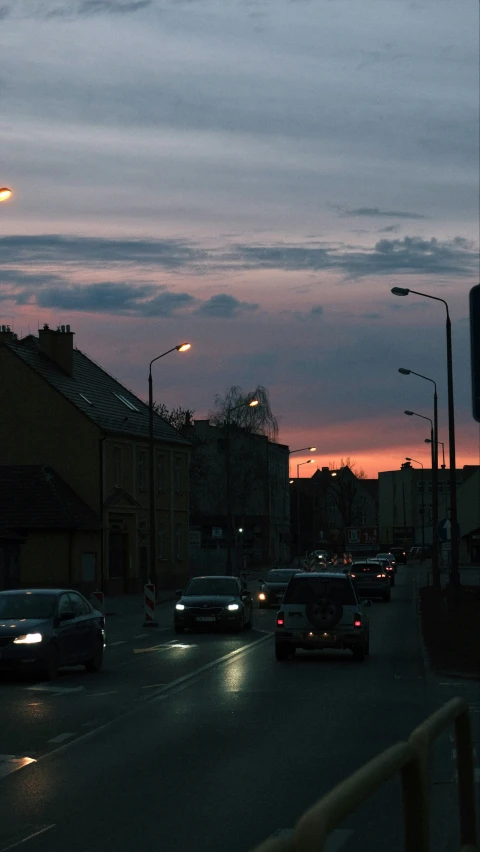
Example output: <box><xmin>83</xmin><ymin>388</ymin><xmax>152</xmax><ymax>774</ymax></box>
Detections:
<box><xmin>196</xmin><ymin>616</ymin><xmax>216</xmax><ymax>622</ymax></box>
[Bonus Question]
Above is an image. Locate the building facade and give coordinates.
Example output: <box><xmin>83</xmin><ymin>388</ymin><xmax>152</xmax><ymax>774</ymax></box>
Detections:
<box><xmin>0</xmin><ymin>325</ymin><xmax>191</xmax><ymax>593</ymax></box>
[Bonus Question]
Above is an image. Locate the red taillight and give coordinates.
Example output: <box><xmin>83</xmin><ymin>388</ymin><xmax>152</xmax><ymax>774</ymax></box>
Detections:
<box><xmin>350</xmin><ymin>573</ymin><xmax>356</xmax><ymax>578</ymax></box>
<box><xmin>277</xmin><ymin>613</ymin><xmax>284</xmax><ymax>626</ymax></box>
<box><xmin>377</xmin><ymin>573</ymin><xmax>386</xmax><ymax>578</ymax></box>
<box><xmin>354</xmin><ymin>618</ymin><xmax>362</xmax><ymax>628</ymax></box>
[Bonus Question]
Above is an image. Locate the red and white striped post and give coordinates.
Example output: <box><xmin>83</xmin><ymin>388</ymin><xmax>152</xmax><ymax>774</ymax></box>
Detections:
<box><xmin>90</xmin><ymin>590</ymin><xmax>105</xmax><ymax>614</ymax></box>
<box><xmin>143</xmin><ymin>583</ymin><xmax>158</xmax><ymax>627</ymax></box>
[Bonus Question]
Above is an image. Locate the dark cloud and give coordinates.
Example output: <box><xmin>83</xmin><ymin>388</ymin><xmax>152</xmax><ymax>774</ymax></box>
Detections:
<box><xmin>0</xmin><ymin>235</ymin><xmax>207</xmax><ymax>271</ymax></box>
<box><xmin>141</xmin><ymin>290</ymin><xmax>196</xmax><ymax>316</ymax></box>
<box><xmin>339</xmin><ymin>206</ymin><xmax>427</xmax><ymax>220</ymax></box>
<box><xmin>36</xmin><ymin>282</ymin><xmax>155</xmax><ymax>313</ymax></box>
<box><xmin>294</xmin><ymin>305</ymin><xmax>324</xmax><ymax>322</ymax></box>
<box><xmin>379</xmin><ymin>225</ymin><xmax>400</xmax><ymax>233</ymax></box>
<box><xmin>196</xmin><ymin>294</ymin><xmax>259</xmax><ymax>318</ymax></box>
<box><xmin>0</xmin><ymin>0</ymin><xmax>151</xmax><ymax>18</ymax></box>
<box><xmin>232</xmin><ymin>244</ymin><xmax>332</xmax><ymax>271</ymax></box>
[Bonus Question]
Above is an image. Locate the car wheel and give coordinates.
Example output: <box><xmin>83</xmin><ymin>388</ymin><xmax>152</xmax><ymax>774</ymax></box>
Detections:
<box><xmin>174</xmin><ymin>625</ymin><xmax>185</xmax><ymax>634</ymax></box>
<box><xmin>275</xmin><ymin>642</ymin><xmax>290</xmax><ymax>661</ymax></box>
<box><xmin>43</xmin><ymin>643</ymin><xmax>59</xmax><ymax>681</ymax></box>
<box><xmin>85</xmin><ymin>637</ymin><xmax>104</xmax><ymax>673</ymax></box>
<box><xmin>353</xmin><ymin>645</ymin><xmax>366</xmax><ymax>662</ymax></box>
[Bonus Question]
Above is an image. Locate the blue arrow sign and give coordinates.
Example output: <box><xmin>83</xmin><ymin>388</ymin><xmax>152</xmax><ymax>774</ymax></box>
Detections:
<box><xmin>437</xmin><ymin>518</ymin><xmax>460</xmax><ymax>541</ymax></box>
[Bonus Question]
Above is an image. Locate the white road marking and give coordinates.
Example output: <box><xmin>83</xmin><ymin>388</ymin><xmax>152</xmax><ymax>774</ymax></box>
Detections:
<box><xmin>142</xmin><ymin>683</ymin><xmax>168</xmax><ymax>689</ymax></box>
<box><xmin>25</xmin><ymin>685</ymin><xmax>84</xmax><ymax>695</ymax></box>
<box><xmin>89</xmin><ymin>691</ymin><xmax>120</xmax><ymax>697</ymax></box>
<box><xmin>0</xmin><ymin>756</ymin><xmax>36</xmax><ymax>780</ymax></box>
<box><xmin>0</xmin><ymin>825</ymin><xmax>55</xmax><ymax>852</ymax></box>
<box><xmin>133</xmin><ymin>644</ymin><xmax>171</xmax><ymax>654</ymax></box>
<box><xmin>108</xmin><ymin>641</ymin><xmax>127</xmax><ymax>646</ymax></box>
<box><xmin>47</xmin><ymin>733</ymin><xmax>76</xmax><ymax>744</ymax></box>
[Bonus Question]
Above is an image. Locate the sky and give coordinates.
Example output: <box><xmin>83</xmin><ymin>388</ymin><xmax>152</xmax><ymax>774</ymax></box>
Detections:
<box><xmin>1</xmin><ymin>0</ymin><xmax>479</xmax><ymax>478</ymax></box>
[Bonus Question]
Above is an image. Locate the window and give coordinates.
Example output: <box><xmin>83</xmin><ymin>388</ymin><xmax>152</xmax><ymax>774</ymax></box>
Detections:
<box><xmin>79</xmin><ymin>392</ymin><xmax>93</xmax><ymax>405</ymax></box>
<box><xmin>417</xmin><ymin>482</ymin><xmax>424</xmax><ymax>493</ymax></box>
<box><xmin>81</xmin><ymin>552</ymin><xmax>96</xmax><ymax>583</ymax></box>
<box><xmin>176</xmin><ymin>522</ymin><xmax>183</xmax><ymax>559</ymax></box>
<box><xmin>175</xmin><ymin>456</ymin><xmax>183</xmax><ymax>492</ymax></box>
<box><xmin>284</xmin><ymin>577</ymin><xmax>356</xmax><ymax>606</ymax></box>
<box><xmin>158</xmin><ymin>522</ymin><xmax>165</xmax><ymax>559</ymax></box>
<box><xmin>68</xmin><ymin>592</ymin><xmax>90</xmax><ymax>617</ymax></box>
<box><xmin>58</xmin><ymin>594</ymin><xmax>72</xmax><ymax>617</ymax></box>
<box><xmin>113</xmin><ymin>447</ymin><xmax>122</xmax><ymax>487</ymax></box>
<box><xmin>138</xmin><ymin>450</ymin><xmax>147</xmax><ymax>491</ymax></box>
<box><xmin>113</xmin><ymin>392</ymin><xmax>139</xmax><ymax>412</ymax></box>
<box><xmin>427</xmin><ymin>481</ymin><xmax>432</xmax><ymax>494</ymax></box>
<box><xmin>156</xmin><ymin>452</ymin><xmax>166</xmax><ymax>492</ymax></box>
<box><xmin>360</xmin><ymin>513</ymin><xmax>367</xmax><ymax>524</ymax></box>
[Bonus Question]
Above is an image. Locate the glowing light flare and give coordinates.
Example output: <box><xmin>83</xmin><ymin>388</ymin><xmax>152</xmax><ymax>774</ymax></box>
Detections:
<box><xmin>0</xmin><ymin>187</ymin><xmax>12</xmax><ymax>202</ymax></box>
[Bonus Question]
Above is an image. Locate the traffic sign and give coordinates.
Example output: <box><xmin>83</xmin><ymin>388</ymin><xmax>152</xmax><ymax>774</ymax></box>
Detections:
<box><xmin>437</xmin><ymin>518</ymin><xmax>460</xmax><ymax>541</ymax></box>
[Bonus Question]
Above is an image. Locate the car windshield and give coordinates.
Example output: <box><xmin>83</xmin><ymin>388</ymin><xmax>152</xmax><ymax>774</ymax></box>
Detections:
<box><xmin>377</xmin><ymin>554</ymin><xmax>393</xmax><ymax>559</ymax></box>
<box><xmin>185</xmin><ymin>578</ymin><xmax>239</xmax><ymax>597</ymax></box>
<box><xmin>284</xmin><ymin>577</ymin><xmax>356</xmax><ymax>605</ymax></box>
<box><xmin>265</xmin><ymin>570</ymin><xmax>298</xmax><ymax>582</ymax></box>
<box><xmin>353</xmin><ymin>565</ymin><xmax>377</xmax><ymax>573</ymax></box>
<box><xmin>0</xmin><ymin>593</ymin><xmax>56</xmax><ymax>619</ymax></box>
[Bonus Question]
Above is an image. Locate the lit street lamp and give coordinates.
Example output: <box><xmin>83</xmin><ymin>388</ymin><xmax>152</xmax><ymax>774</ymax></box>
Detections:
<box><xmin>225</xmin><ymin>396</ymin><xmax>259</xmax><ymax>575</ymax></box>
<box><xmin>406</xmin><ymin>457</ymin><xmax>425</xmax><ymax>561</ymax></box>
<box><xmin>296</xmin><ymin>459</ymin><xmax>314</xmax><ymax>558</ymax></box>
<box><xmin>400</xmin><ymin>367</ymin><xmax>439</xmax><ymax>588</ymax></box>
<box><xmin>392</xmin><ymin>286</ymin><xmax>459</xmax><ymax>593</ymax></box>
<box><xmin>148</xmin><ymin>343</ymin><xmax>191</xmax><ymax>590</ymax></box>
<box><xmin>289</xmin><ymin>446</ymin><xmax>317</xmax><ymax>454</ymax></box>
<box><xmin>0</xmin><ymin>187</ymin><xmax>12</xmax><ymax>202</ymax></box>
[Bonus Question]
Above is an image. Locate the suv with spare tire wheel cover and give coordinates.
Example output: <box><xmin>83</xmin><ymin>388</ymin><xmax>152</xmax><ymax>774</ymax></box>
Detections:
<box><xmin>275</xmin><ymin>572</ymin><xmax>371</xmax><ymax>662</ymax></box>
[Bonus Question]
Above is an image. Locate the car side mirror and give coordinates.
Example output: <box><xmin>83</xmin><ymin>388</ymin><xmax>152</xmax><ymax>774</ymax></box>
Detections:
<box><xmin>241</xmin><ymin>590</ymin><xmax>250</xmax><ymax>599</ymax></box>
<box><xmin>175</xmin><ymin>589</ymin><xmax>183</xmax><ymax>599</ymax></box>
<box><xmin>60</xmin><ymin>610</ymin><xmax>75</xmax><ymax>621</ymax></box>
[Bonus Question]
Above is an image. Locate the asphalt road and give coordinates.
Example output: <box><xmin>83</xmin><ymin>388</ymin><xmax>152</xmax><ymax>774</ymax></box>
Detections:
<box><xmin>0</xmin><ymin>566</ymin><xmax>477</xmax><ymax>852</ymax></box>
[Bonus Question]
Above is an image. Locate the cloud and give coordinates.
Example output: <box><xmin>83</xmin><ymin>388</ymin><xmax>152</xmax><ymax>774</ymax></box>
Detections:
<box><xmin>0</xmin><ymin>0</ymin><xmax>151</xmax><ymax>18</ymax></box>
<box><xmin>196</xmin><ymin>294</ymin><xmax>259</xmax><ymax>318</ymax></box>
<box><xmin>294</xmin><ymin>305</ymin><xmax>324</xmax><ymax>322</ymax></box>
<box><xmin>338</xmin><ymin>206</ymin><xmax>427</xmax><ymax>220</ymax></box>
<box><xmin>379</xmin><ymin>225</ymin><xmax>400</xmax><ymax>233</ymax></box>
<box><xmin>36</xmin><ymin>282</ymin><xmax>155</xmax><ymax>313</ymax></box>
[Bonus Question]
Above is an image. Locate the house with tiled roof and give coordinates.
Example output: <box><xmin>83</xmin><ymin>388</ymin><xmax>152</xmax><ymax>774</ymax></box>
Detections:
<box><xmin>0</xmin><ymin>325</ymin><xmax>191</xmax><ymax>594</ymax></box>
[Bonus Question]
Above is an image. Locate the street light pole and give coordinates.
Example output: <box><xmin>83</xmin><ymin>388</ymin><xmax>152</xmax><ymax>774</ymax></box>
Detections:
<box><xmin>406</xmin><ymin>458</ymin><xmax>424</xmax><ymax>561</ymax></box>
<box><xmin>148</xmin><ymin>343</ymin><xmax>191</xmax><ymax>590</ymax></box>
<box><xmin>392</xmin><ymin>287</ymin><xmax>459</xmax><ymax>593</ymax></box>
<box><xmin>296</xmin><ymin>459</ymin><xmax>314</xmax><ymax>559</ymax></box>
<box><xmin>400</xmin><ymin>368</ymin><xmax>439</xmax><ymax>588</ymax></box>
<box><xmin>224</xmin><ymin>397</ymin><xmax>259</xmax><ymax>575</ymax></box>
<box><xmin>404</xmin><ymin>410</ymin><xmax>438</xmax><ymax>585</ymax></box>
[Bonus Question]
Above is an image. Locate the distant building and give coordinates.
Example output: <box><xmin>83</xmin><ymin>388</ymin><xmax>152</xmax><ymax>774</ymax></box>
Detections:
<box><xmin>184</xmin><ymin>419</ymin><xmax>290</xmax><ymax>571</ymax></box>
<box><xmin>0</xmin><ymin>324</ymin><xmax>191</xmax><ymax>593</ymax></box>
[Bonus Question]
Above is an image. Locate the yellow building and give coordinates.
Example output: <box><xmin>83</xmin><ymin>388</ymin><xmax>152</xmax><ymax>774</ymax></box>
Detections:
<box><xmin>0</xmin><ymin>324</ymin><xmax>191</xmax><ymax>594</ymax></box>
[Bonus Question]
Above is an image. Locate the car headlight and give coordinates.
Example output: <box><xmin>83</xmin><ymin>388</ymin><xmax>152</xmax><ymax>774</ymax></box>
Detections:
<box><xmin>175</xmin><ymin>603</ymin><xmax>185</xmax><ymax>611</ymax></box>
<box><xmin>13</xmin><ymin>633</ymin><xmax>43</xmax><ymax>644</ymax></box>
<box><xmin>227</xmin><ymin>604</ymin><xmax>239</xmax><ymax>611</ymax></box>
<box><xmin>258</xmin><ymin>593</ymin><xmax>266</xmax><ymax>601</ymax></box>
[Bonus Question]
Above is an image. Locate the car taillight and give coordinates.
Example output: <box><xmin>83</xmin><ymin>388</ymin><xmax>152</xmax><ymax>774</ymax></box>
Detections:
<box><xmin>277</xmin><ymin>612</ymin><xmax>284</xmax><ymax>626</ymax></box>
<box><xmin>377</xmin><ymin>573</ymin><xmax>387</xmax><ymax>578</ymax></box>
<box><xmin>353</xmin><ymin>616</ymin><xmax>362</xmax><ymax>627</ymax></box>
<box><xmin>350</xmin><ymin>573</ymin><xmax>356</xmax><ymax>578</ymax></box>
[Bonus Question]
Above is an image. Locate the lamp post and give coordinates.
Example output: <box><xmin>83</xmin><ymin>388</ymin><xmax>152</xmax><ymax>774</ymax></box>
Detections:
<box><xmin>289</xmin><ymin>446</ymin><xmax>317</xmax><ymax>454</ymax></box>
<box><xmin>0</xmin><ymin>187</ymin><xmax>12</xmax><ymax>202</ymax></box>
<box><xmin>225</xmin><ymin>397</ymin><xmax>259</xmax><ymax>575</ymax></box>
<box><xmin>425</xmin><ymin>437</ymin><xmax>448</xmax><ymax>519</ymax></box>
<box><xmin>400</xmin><ymin>368</ymin><xmax>439</xmax><ymax>588</ymax></box>
<box><xmin>296</xmin><ymin>459</ymin><xmax>314</xmax><ymax>559</ymax></box>
<box><xmin>404</xmin><ymin>410</ymin><xmax>437</xmax><ymax>582</ymax></box>
<box><xmin>148</xmin><ymin>343</ymin><xmax>191</xmax><ymax>589</ymax></box>
<box><xmin>392</xmin><ymin>287</ymin><xmax>459</xmax><ymax>592</ymax></box>
<box><xmin>406</xmin><ymin>457</ymin><xmax>425</xmax><ymax>561</ymax></box>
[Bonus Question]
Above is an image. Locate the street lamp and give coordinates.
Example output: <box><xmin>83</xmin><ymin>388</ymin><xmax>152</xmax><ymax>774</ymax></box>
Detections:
<box><xmin>296</xmin><ymin>459</ymin><xmax>314</xmax><ymax>558</ymax></box>
<box><xmin>400</xmin><ymin>368</ymin><xmax>439</xmax><ymax>587</ymax></box>
<box><xmin>406</xmin><ymin>457</ymin><xmax>425</xmax><ymax>561</ymax></box>
<box><xmin>225</xmin><ymin>396</ymin><xmax>259</xmax><ymax>575</ymax></box>
<box><xmin>0</xmin><ymin>187</ymin><xmax>12</xmax><ymax>202</ymax></box>
<box><xmin>148</xmin><ymin>343</ymin><xmax>191</xmax><ymax>590</ymax></box>
<box><xmin>290</xmin><ymin>447</ymin><xmax>317</xmax><ymax>454</ymax></box>
<box><xmin>392</xmin><ymin>286</ymin><xmax>459</xmax><ymax>592</ymax></box>
<box><xmin>425</xmin><ymin>437</ymin><xmax>448</xmax><ymax>519</ymax></box>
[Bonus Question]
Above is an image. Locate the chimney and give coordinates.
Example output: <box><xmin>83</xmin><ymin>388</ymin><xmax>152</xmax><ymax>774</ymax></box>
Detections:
<box><xmin>0</xmin><ymin>325</ymin><xmax>17</xmax><ymax>343</ymax></box>
<box><xmin>38</xmin><ymin>323</ymin><xmax>75</xmax><ymax>375</ymax></box>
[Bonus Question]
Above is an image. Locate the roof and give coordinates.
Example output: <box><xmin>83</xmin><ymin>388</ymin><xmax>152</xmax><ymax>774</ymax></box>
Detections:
<box><xmin>0</xmin><ymin>465</ymin><xmax>100</xmax><ymax>530</ymax></box>
<box><xmin>4</xmin><ymin>336</ymin><xmax>190</xmax><ymax>446</ymax></box>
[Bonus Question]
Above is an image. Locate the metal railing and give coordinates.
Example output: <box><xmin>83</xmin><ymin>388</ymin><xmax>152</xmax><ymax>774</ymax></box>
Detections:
<box><xmin>250</xmin><ymin>698</ymin><xmax>477</xmax><ymax>852</ymax></box>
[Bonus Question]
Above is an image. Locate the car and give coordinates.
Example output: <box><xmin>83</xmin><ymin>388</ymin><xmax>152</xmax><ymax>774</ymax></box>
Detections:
<box><xmin>349</xmin><ymin>562</ymin><xmax>391</xmax><ymax>601</ymax></box>
<box><xmin>0</xmin><ymin>588</ymin><xmax>106</xmax><ymax>680</ymax></box>
<box><xmin>174</xmin><ymin>575</ymin><xmax>253</xmax><ymax>633</ymax></box>
<box><xmin>366</xmin><ymin>558</ymin><xmax>395</xmax><ymax>587</ymax></box>
<box><xmin>274</xmin><ymin>571</ymin><xmax>371</xmax><ymax>662</ymax></box>
<box><xmin>257</xmin><ymin>568</ymin><xmax>300</xmax><ymax>608</ymax></box>
<box><xmin>375</xmin><ymin>552</ymin><xmax>397</xmax><ymax>573</ymax></box>
<box><xmin>390</xmin><ymin>547</ymin><xmax>408</xmax><ymax>565</ymax></box>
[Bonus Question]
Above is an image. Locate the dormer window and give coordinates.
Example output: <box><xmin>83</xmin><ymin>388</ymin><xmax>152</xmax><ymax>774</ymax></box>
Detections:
<box><xmin>113</xmin><ymin>393</ymin><xmax>139</xmax><ymax>412</ymax></box>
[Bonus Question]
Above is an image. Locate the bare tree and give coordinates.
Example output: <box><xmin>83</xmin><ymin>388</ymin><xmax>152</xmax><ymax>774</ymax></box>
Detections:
<box><xmin>329</xmin><ymin>457</ymin><xmax>367</xmax><ymax>479</ymax></box>
<box><xmin>209</xmin><ymin>385</ymin><xmax>278</xmax><ymax>441</ymax></box>
<box><xmin>327</xmin><ymin>466</ymin><xmax>363</xmax><ymax>529</ymax></box>
<box><xmin>153</xmin><ymin>403</ymin><xmax>194</xmax><ymax>432</ymax></box>
<box><xmin>153</xmin><ymin>403</ymin><xmax>210</xmax><ymax>501</ymax></box>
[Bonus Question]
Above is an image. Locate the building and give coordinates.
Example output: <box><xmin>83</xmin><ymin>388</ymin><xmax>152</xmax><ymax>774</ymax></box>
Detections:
<box><xmin>184</xmin><ymin>419</ymin><xmax>290</xmax><ymax>571</ymax></box>
<box><xmin>0</xmin><ymin>325</ymin><xmax>191</xmax><ymax>593</ymax></box>
<box><xmin>457</xmin><ymin>466</ymin><xmax>480</xmax><ymax>564</ymax></box>
<box><xmin>378</xmin><ymin>463</ymin><xmax>472</xmax><ymax>553</ymax></box>
<box><xmin>291</xmin><ymin>466</ymin><xmax>378</xmax><ymax>557</ymax></box>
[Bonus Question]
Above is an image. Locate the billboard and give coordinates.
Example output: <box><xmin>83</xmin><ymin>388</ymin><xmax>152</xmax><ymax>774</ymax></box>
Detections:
<box><xmin>345</xmin><ymin>527</ymin><xmax>378</xmax><ymax>546</ymax></box>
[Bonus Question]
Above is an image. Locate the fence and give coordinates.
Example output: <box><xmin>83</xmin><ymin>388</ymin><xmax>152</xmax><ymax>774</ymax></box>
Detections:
<box><xmin>250</xmin><ymin>698</ymin><xmax>478</xmax><ymax>852</ymax></box>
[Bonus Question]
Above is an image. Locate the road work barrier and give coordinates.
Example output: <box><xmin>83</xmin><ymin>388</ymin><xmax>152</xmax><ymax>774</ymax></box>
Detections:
<box><xmin>143</xmin><ymin>583</ymin><xmax>158</xmax><ymax>627</ymax></box>
<box><xmin>250</xmin><ymin>698</ymin><xmax>477</xmax><ymax>852</ymax></box>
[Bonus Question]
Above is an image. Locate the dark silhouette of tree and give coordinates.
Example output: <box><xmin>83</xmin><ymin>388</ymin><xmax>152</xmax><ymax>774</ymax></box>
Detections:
<box><xmin>209</xmin><ymin>385</ymin><xmax>278</xmax><ymax>441</ymax></box>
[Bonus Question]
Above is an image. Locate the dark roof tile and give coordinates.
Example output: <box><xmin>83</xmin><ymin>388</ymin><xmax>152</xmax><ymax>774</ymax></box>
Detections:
<box><xmin>0</xmin><ymin>465</ymin><xmax>100</xmax><ymax>530</ymax></box>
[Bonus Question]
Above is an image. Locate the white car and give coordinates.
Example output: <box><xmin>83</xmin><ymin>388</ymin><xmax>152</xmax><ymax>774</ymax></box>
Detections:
<box><xmin>376</xmin><ymin>553</ymin><xmax>397</xmax><ymax>573</ymax></box>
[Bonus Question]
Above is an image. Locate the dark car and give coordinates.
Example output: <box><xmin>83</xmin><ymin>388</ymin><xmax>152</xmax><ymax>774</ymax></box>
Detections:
<box><xmin>349</xmin><ymin>562</ymin><xmax>391</xmax><ymax>601</ymax></box>
<box><xmin>0</xmin><ymin>589</ymin><xmax>106</xmax><ymax>680</ymax></box>
<box><xmin>258</xmin><ymin>568</ymin><xmax>300</xmax><ymax>608</ymax></box>
<box><xmin>174</xmin><ymin>575</ymin><xmax>253</xmax><ymax>633</ymax></box>
<box><xmin>390</xmin><ymin>547</ymin><xmax>408</xmax><ymax>565</ymax></box>
<box><xmin>366</xmin><ymin>558</ymin><xmax>395</xmax><ymax>587</ymax></box>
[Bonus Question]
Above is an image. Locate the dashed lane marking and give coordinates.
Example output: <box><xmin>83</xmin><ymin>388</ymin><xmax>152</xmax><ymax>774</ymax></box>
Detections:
<box><xmin>47</xmin><ymin>733</ymin><xmax>76</xmax><ymax>744</ymax></box>
<box><xmin>108</xmin><ymin>641</ymin><xmax>127</xmax><ymax>646</ymax></box>
<box><xmin>25</xmin><ymin>685</ymin><xmax>85</xmax><ymax>695</ymax></box>
<box><xmin>89</xmin><ymin>691</ymin><xmax>120</xmax><ymax>697</ymax></box>
<box><xmin>0</xmin><ymin>755</ymin><xmax>36</xmax><ymax>780</ymax></box>
<box><xmin>141</xmin><ymin>683</ymin><xmax>168</xmax><ymax>689</ymax></box>
<box><xmin>0</xmin><ymin>824</ymin><xmax>55</xmax><ymax>852</ymax></box>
